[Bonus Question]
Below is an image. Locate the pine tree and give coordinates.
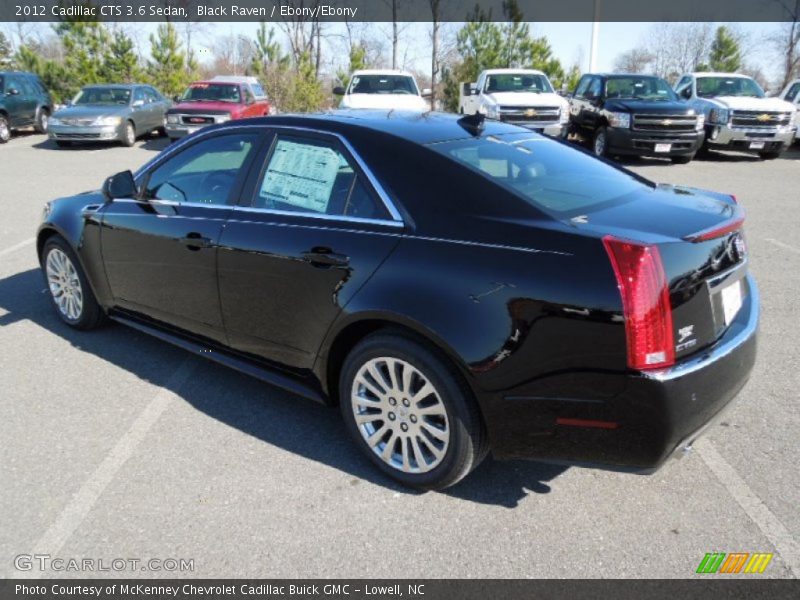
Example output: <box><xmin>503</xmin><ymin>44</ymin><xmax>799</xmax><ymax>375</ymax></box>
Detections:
<box><xmin>709</xmin><ymin>26</ymin><xmax>742</xmax><ymax>72</ymax></box>
<box><xmin>0</xmin><ymin>31</ymin><xmax>12</xmax><ymax>66</ymax></box>
<box><xmin>102</xmin><ymin>30</ymin><xmax>142</xmax><ymax>84</ymax></box>
<box><xmin>54</xmin><ymin>21</ymin><xmax>110</xmax><ymax>94</ymax></box>
<box><xmin>148</xmin><ymin>23</ymin><xmax>189</xmax><ymax>98</ymax></box>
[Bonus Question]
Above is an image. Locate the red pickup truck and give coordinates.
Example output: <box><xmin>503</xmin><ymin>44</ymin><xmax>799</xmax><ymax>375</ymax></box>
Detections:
<box><xmin>165</xmin><ymin>76</ymin><xmax>271</xmax><ymax>141</ymax></box>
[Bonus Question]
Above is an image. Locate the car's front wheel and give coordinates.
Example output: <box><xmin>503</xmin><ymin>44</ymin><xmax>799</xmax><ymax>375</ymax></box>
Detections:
<box><xmin>121</xmin><ymin>121</ymin><xmax>136</xmax><ymax>147</ymax></box>
<box><xmin>593</xmin><ymin>126</ymin><xmax>609</xmax><ymax>157</ymax></box>
<box><xmin>42</xmin><ymin>236</ymin><xmax>105</xmax><ymax>330</ymax></box>
<box><xmin>340</xmin><ymin>332</ymin><xmax>486</xmax><ymax>490</ymax></box>
<box><xmin>0</xmin><ymin>115</ymin><xmax>10</xmax><ymax>143</ymax></box>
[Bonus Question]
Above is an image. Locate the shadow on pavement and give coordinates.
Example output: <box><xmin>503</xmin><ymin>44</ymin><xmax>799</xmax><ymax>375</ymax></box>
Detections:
<box><xmin>32</xmin><ymin>133</ymin><xmax>170</xmax><ymax>152</ymax></box>
<box><xmin>0</xmin><ymin>267</ymin><xmax>567</xmax><ymax>507</ymax></box>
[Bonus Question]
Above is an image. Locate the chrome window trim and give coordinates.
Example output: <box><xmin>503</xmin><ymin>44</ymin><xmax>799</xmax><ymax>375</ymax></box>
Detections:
<box><xmin>133</xmin><ymin>123</ymin><xmax>405</xmax><ymax>227</ymax></box>
<box><xmin>231</xmin><ymin>205</ymin><xmax>403</xmax><ymax>228</ymax></box>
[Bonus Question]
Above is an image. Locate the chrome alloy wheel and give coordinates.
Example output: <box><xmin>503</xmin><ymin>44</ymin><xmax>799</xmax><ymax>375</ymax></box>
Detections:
<box><xmin>594</xmin><ymin>131</ymin><xmax>606</xmax><ymax>156</ymax></box>
<box><xmin>45</xmin><ymin>248</ymin><xmax>83</xmax><ymax>320</ymax></box>
<box><xmin>351</xmin><ymin>357</ymin><xmax>450</xmax><ymax>474</ymax></box>
<box><xmin>0</xmin><ymin>118</ymin><xmax>10</xmax><ymax>142</ymax></box>
<box><xmin>125</xmin><ymin>122</ymin><xmax>135</xmax><ymax>145</ymax></box>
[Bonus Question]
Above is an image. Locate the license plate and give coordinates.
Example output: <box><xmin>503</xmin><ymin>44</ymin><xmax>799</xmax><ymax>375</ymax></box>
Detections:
<box><xmin>721</xmin><ymin>280</ymin><xmax>743</xmax><ymax>326</ymax></box>
<box><xmin>749</xmin><ymin>141</ymin><xmax>765</xmax><ymax>149</ymax></box>
<box><xmin>654</xmin><ymin>143</ymin><xmax>672</xmax><ymax>153</ymax></box>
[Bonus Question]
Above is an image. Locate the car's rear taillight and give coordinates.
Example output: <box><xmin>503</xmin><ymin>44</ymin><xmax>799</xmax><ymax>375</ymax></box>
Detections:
<box><xmin>603</xmin><ymin>236</ymin><xmax>675</xmax><ymax>371</ymax></box>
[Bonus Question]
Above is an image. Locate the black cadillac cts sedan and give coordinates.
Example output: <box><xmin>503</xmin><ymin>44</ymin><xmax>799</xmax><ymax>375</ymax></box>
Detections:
<box><xmin>37</xmin><ymin>111</ymin><xmax>758</xmax><ymax>489</ymax></box>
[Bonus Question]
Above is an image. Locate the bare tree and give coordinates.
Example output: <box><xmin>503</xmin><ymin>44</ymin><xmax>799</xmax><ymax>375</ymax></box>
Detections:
<box><xmin>772</xmin><ymin>1</ymin><xmax>800</xmax><ymax>90</ymax></box>
<box><xmin>613</xmin><ymin>48</ymin><xmax>655</xmax><ymax>74</ymax></box>
<box><xmin>645</xmin><ymin>22</ymin><xmax>713</xmax><ymax>81</ymax></box>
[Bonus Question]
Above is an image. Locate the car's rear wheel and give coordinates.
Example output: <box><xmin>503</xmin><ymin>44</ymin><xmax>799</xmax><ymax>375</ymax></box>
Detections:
<box><xmin>121</xmin><ymin>121</ymin><xmax>136</xmax><ymax>147</ymax></box>
<box><xmin>671</xmin><ymin>154</ymin><xmax>694</xmax><ymax>164</ymax></box>
<box><xmin>340</xmin><ymin>332</ymin><xmax>486</xmax><ymax>490</ymax></box>
<box><xmin>593</xmin><ymin>126</ymin><xmax>609</xmax><ymax>157</ymax></box>
<box><xmin>34</xmin><ymin>108</ymin><xmax>49</xmax><ymax>133</ymax></box>
<box><xmin>0</xmin><ymin>115</ymin><xmax>10</xmax><ymax>143</ymax></box>
<box><xmin>42</xmin><ymin>236</ymin><xmax>105</xmax><ymax>330</ymax></box>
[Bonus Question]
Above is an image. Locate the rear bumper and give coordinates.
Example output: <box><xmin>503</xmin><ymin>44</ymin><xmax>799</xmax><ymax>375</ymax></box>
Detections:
<box><xmin>606</xmin><ymin>126</ymin><xmax>704</xmax><ymax>156</ymax></box>
<box><xmin>484</xmin><ymin>273</ymin><xmax>759</xmax><ymax>470</ymax></box>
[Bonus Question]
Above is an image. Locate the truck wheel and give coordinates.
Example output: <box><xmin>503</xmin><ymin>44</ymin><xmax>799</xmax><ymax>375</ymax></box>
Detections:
<box><xmin>593</xmin><ymin>126</ymin><xmax>609</xmax><ymax>157</ymax></box>
<box><xmin>758</xmin><ymin>151</ymin><xmax>781</xmax><ymax>160</ymax></box>
<box><xmin>0</xmin><ymin>115</ymin><xmax>10</xmax><ymax>143</ymax></box>
<box><xmin>671</xmin><ymin>154</ymin><xmax>694</xmax><ymax>164</ymax></box>
<box><xmin>34</xmin><ymin>108</ymin><xmax>50</xmax><ymax>133</ymax></box>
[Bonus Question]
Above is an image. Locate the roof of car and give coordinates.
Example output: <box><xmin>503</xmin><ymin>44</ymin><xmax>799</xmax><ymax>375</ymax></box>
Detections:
<box><xmin>81</xmin><ymin>83</ymin><xmax>141</xmax><ymax>89</ymax></box>
<box><xmin>482</xmin><ymin>68</ymin><xmax>546</xmax><ymax>76</ymax></box>
<box><xmin>220</xmin><ymin>110</ymin><xmax>526</xmax><ymax>145</ymax></box>
<box><xmin>690</xmin><ymin>72</ymin><xmax>751</xmax><ymax>78</ymax></box>
<box><xmin>351</xmin><ymin>69</ymin><xmax>416</xmax><ymax>77</ymax></box>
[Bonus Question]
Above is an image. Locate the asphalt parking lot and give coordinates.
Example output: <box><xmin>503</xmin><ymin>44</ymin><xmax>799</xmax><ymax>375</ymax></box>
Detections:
<box><xmin>1</xmin><ymin>131</ymin><xmax>798</xmax><ymax>579</ymax></box>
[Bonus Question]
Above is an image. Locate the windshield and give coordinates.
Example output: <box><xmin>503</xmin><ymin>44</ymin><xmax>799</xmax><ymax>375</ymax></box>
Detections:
<box><xmin>182</xmin><ymin>83</ymin><xmax>241</xmax><ymax>103</ymax></box>
<box><xmin>696</xmin><ymin>77</ymin><xmax>765</xmax><ymax>98</ymax></box>
<box><xmin>606</xmin><ymin>76</ymin><xmax>677</xmax><ymax>101</ymax></box>
<box><xmin>73</xmin><ymin>87</ymin><xmax>131</xmax><ymax>105</ymax></box>
<box><xmin>347</xmin><ymin>75</ymin><xmax>419</xmax><ymax>95</ymax></box>
<box><xmin>432</xmin><ymin>133</ymin><xmax>647</xmax><ymax>217</ymax></box>
<box><xmin>484</xmin><ymin>73</ymin><xmax>554</xmax><ymax>94</ymax></box>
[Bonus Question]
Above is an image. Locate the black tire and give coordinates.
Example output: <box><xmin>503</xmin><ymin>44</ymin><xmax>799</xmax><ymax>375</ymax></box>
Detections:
<box><xmin>759</xmin><ymin>151</ymin><xmax>781</xmax><ymax>160</ymax></box>
<box><xmin>592</xmin><ymin>126</ymin><xmax>609</xmax><ymax>157</ymax></box>
<box><xmin>121</xmin><ymin>121</ymin><xmax>136</xmax><ymax>147</ymax></box>
<box><xmin>671</xmin><ymin>154</ymin><xmax>694</xmax><ymax>164</ymax></box>
<box><xmin>41</xmin><ymin>235</ymin><xmax>106</xmax><ymax>330</ymax></box>
<box><xmin>55</xmin><ymin>140</ymin><xmax>72</xmax><ymax>148</ymax></box>
<box><xmin>34</xmin><ymin>107</ymin><xmax>49</xmax><ymax>133</ymax></box>
<box><xmin>339</xmin><ymin>331</ymin><xmax>487</xmax><ymax>490</ymax></box>
<box><xmin>0</xmin><ymin>114</ymin><xmax>10</xmax><ymax>144</ymax></box>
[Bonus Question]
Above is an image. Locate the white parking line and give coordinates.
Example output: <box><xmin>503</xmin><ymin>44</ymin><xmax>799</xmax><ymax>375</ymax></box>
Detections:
<box><xmin>696</xmin><ymin>439</ymin><xmax>800</xmax><ymax>577</ymax></box>
<box><xmin>19</xmin><ymin>359</ymin><xmax>196</xmax><ymax>579</ymax></box>
<box><xmin>765</xmin><ymin>238</ymin><xmax>800</xmax><ymax>255</ymax></box>
<box><xmin>0</xmin><ymin>237</ymin><xmax>35</xmax><ymax>259</ymax></box>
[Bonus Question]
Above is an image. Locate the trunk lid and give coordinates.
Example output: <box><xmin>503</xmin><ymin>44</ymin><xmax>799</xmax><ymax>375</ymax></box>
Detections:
<box><xmin>575</xmin><ymin>184</ymin><xmax>748</xmax><ymax>363</ymax></box>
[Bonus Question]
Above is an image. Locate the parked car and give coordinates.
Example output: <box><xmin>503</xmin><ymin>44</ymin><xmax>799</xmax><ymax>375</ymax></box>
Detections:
<box><xmin>49</xmin><ymin>84</ymin><xmax>170</xmax><ymax>147</ymax></box>
<box><xmin>333</xmin><ymin>70</ymin><xmax>431</xmax><ymax>111</ymax></box>
<box><xmin>778</xmin><ymin>78</ymin><xmax>800</xmax><ymax>143</ymax></box>
<box><xmin>0</xmin><ymin>71</ymin><xmax>53</xmax><ymax>143</ymax></box>
<box><xmin>675</xmin><ymin>72</ymin><xmax>797</xmax><ymax>159</ymax></box>
<box><xmin>166</xmin><ymin>77</ymin><xmax>271</xmax><ymax>141</ymax></box>
<box><xmin>568</xmin><ymin>73</ymin><xmax>705</xmax><ymax>163</ymax></box>
<box><xmin>458</xmin><ymin>68</ymin><xmax>569</xmax><ymax>137</ymax></box>
<box><xmin>37</xmin><ymin>111</ymin><xmax>758</xmax><ymax>490</ymax></box>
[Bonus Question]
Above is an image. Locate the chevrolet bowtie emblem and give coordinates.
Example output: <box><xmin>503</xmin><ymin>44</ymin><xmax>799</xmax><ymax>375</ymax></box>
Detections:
<box><xmin>756</xmin><ymin>113</ymin><xmax>771</xmax><ymax>122</ymax></box>
<box><xmin>661</xmin><ymin>119</ymin><xmax>673</xmax><ymax>126</ymax></box>
<box><xmin>524</xmin><ymin>109</ymin><xmax>537</xmax><ymax>117</ymax></box>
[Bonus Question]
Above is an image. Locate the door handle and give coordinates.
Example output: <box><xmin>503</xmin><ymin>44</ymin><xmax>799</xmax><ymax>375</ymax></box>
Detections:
<box><xmin>301</xmin><ymin>248</ymin><xmax>350</xmax><ymax>268</ymax></box>
<box><xmin>179</xmin><ymin>232</ymin><xmax>212</xmax><ymax>250</ymax></box>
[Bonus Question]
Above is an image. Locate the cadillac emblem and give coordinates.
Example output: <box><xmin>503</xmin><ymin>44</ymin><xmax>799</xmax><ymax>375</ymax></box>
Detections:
<box><xmin>524</xmin><ymin>109</ymin><xmax>537</xmax><ymax>117</ymax></box>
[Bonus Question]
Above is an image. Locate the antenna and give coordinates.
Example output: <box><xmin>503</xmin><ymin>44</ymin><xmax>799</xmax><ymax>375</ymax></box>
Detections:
<box><xmin>457</xmin><ymin>111</ymin><xmax>485</xmax><ymax>136</ymax></box>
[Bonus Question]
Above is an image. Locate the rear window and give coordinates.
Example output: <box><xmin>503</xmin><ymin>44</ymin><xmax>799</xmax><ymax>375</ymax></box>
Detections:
<box><xmin>431</xmin><ymin>133</ymin><xmax>649</xmax><ymax>217</ymax></box>
<box><xmin>348</xmin><ymin>75</ymin><xmax>419</xmax><ymax>96</ymax></box>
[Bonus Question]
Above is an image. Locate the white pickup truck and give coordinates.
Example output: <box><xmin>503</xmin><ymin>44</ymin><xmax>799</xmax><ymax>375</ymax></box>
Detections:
<box><xmin>675</xmin><ymin>72</ymin><xmax>797</xmax><ymax>159</ymax></box>
<box><xmin>333</xmin><ymin>70</ymin><xmax>431</xmax><ymax>111</ymax></box>
<box><xmin>458</xmin><ymin>68</ymin><xmax>569</xmax><ymax>137</ymax></box>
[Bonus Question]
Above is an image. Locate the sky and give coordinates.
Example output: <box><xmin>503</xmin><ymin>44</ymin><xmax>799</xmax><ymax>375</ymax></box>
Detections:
<box><xmin>5</xmin><ymin>21</ymin><xmax>788</xmax><ymax>86</ymax></box>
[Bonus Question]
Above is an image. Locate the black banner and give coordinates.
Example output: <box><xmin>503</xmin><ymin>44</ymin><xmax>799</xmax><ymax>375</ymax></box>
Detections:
<box><xmin>2</xmin><ymin>580</ymin><xmax>800</xmax><ymax>600</ymax></box>
<box><xmin>1</xmin><ymin>0</ymin><xmax>800</xmax><ymax>23</ymax></box>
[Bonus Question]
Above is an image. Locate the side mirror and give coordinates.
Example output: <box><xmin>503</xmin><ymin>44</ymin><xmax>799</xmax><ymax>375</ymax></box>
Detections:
<box><xmin>421</xmin><ymin>88</ymin><xmax>432</xmax><ymax>97</ymax></box>
<box><xmin>7</xmin><ymin>88</ymin><xmax>20</xmax><ymax>96</ymax></box>
<box><xmin>172</xmin><ymin>95</ymin><xmax>181</xmax><ymax>103</ymax></box>
<box><xmin>102</xmin><ymin>170</ymin><xmax>137</xmax><ymax>201</ymax></box>
<box><xmin>681</xmin><ymin>88</ymin><xmax>692</xmax><ymax>100</ymax></box>
<box><xmin>332</xmin><ymin>86</ymin><xmax>346</xmax><ymax>96</ymax></box>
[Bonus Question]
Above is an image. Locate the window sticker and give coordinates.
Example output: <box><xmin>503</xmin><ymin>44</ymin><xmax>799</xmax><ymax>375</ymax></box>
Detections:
<box><xmin>261</xmin><ymin>140</ymin><xmax>341</xmax><ymax>213</ymax></box>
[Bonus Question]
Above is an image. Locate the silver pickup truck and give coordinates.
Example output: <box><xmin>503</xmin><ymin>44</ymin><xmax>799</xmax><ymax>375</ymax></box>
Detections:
<box><xmin>675</xmin><ymin>72</ymin><xmax>796</xmax><ymax>159</ymax></box>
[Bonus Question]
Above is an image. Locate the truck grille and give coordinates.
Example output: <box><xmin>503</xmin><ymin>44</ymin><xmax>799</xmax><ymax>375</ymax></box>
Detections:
<box><xmin>731</xmin><ymin>111</ymin><xmax>792</xmax><ymax>128</ymax></box>
<box><xmin>180</xmin><ymin>115</ymin><xmax>216</xmax><ymax>125</ymax></box>
<box><xmin>632</xmin><ymin>114</ymin><xmax>697</xmax><ymax>133</ymax></box>
<box><xmin>498</xmin><ymin>106</ymin><xmax>560</xmax><ymax>123</ymax></box>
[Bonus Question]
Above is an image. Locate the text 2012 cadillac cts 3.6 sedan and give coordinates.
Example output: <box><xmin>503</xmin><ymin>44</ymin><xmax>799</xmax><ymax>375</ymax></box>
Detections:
<box><xmin>37</xmin><ymin>110</ymin><xmax>758</xmax><ymax>489</ymax></box>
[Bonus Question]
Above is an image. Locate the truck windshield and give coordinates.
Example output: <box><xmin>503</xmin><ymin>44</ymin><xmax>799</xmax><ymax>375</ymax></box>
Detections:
<box><xmin>696</xmin><ymin>77</ymin><xmax>765</xmax><ymax>98</ymax></box>
<box><xmin>432</xmin><ymin>133</ymin><xmax>647</xmax><ymax>217</ymax></box>
<box><xmin>73</xmin><ymin>87</ymin><xmax>131</xmax><ymax>105</ymax></box>
<box><xmin>347</xmin><ymin>75</ymin><xmax>419</xmax><ymax>95</ymax></box>
<box><xmin>182</xmin><ymin>83</ymin><xmax>241</xmax><ymax>103</ymax></box>
<box><xmin>484</xmin><ymin>74</ymin><xmax>554</xmax><ymax>94</ymax></box>
<box><xmin>606</xmin><ymin>77</ymin><xmax>677</xmax><ymax>101</ymax></box>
